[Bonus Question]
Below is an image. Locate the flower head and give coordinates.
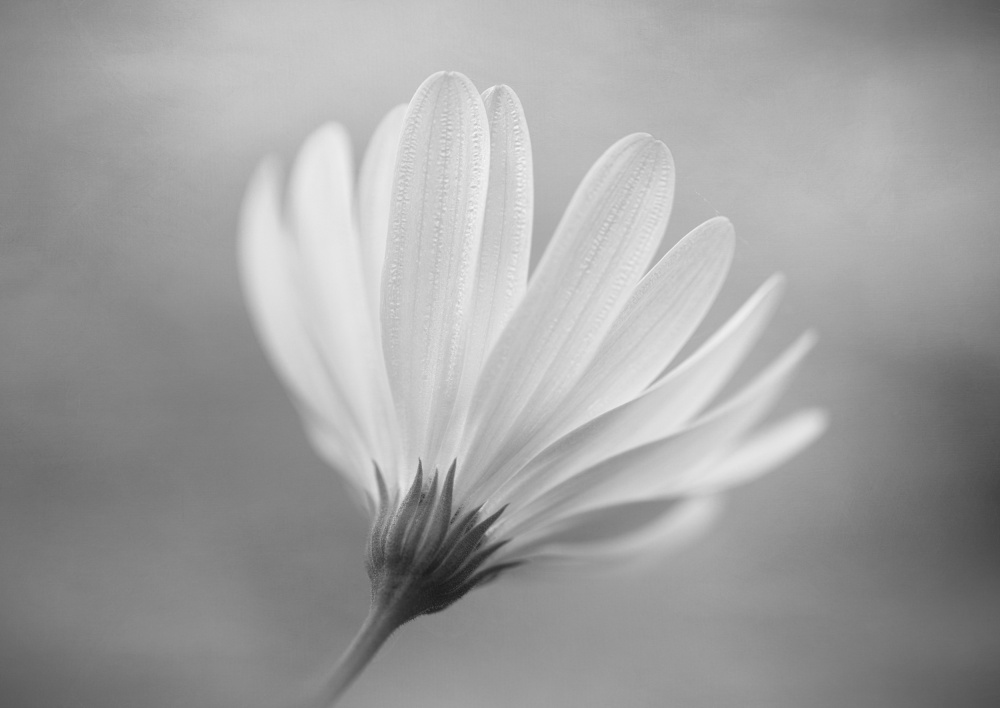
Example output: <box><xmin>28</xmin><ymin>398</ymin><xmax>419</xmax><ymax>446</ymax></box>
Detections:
<box><xmin>239</xmin><ymin>71</ymin><xmax>825</xmax><ymax>702</ymax></box>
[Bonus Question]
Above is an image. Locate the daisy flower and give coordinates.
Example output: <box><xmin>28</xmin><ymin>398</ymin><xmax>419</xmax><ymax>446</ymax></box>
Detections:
<box><xmin>239</xmin><ymin>71</ymin><xmax>825</xmax><ymax>705</ymax></box>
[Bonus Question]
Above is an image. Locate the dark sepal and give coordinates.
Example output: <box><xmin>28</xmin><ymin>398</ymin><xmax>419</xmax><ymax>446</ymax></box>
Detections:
<box><xmin>364</xmin><ymin>459</ymin><xmax>517</xmax><ymax>624</ymax></box>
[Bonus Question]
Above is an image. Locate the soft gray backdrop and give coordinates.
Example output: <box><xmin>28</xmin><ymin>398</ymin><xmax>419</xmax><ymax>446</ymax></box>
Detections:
<box><xmin>1</xmin><ymin>1</ymin><xmax>998</xmax><ymax>707</ymax></box>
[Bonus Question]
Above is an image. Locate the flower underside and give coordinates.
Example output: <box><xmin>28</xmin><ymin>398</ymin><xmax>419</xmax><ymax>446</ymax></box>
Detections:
<box><xmin>366</xmin><ymin>460</ymin><xmax>519</xmax><ymax>621</ymax></box>
<box><xmin>239</xmin><ymin>69</ymin><xmax>827</xmax><ymax>704</ymax></box>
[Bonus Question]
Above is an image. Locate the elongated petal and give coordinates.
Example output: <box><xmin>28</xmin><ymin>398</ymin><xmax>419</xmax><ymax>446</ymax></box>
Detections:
<box><xmin>473</xmin><ymin>275</ymin><xmax>784</xmax><ymax>509</ymax></box>
<box><xmin>288</xmin><ymin>124</ymin><xmax>400</xmax><ymax>476</ymax></box>
<box><xmin>238</xmin><ymin>161</ymin><xmax>371</xmax><ymax>492</ymax></box>
<box><xmin>461</xmin><ymin>134</ymin><xmax>675</xmax><ymax>497</ymax></box>
<box><xmin>477</xmin><ymin>217</ymin><xmax>732</xmax><ymax>494</ymax></box>
<box><xmin>381</xmin><ymin>71</ymin><xmax>490</xmax><ymax>472</ymax></box>
<box><xmin>575</xmin><ymin>216</ymin><xmax>734</xmax><ymax>415</ymax></box>
<box><xmin>689</xmin><ymin>408</ymin><xmax>828</xmax><ymax>493</ymax></box>
<box><xmin>512</xmin><ymin>410</ymin><xmax>827</xmax><ymax>564</ymax></box>
<box><xmin>497</xmin><ymin>332</ymin><xmax>816</xmax><ymax>536</ymax></box>
<box><xmin>441</xmin><ymin>85</ymin><xmax>535</xmax><ymax>461</ymax></box>
<box><xmin>358</xmin><ymin>104</ymin><xmax>407</xmax><ymax>308</ymax></box>
<box><xmin>505</xmin><ymin>409</ymin><xmax>827</xmax><ymax>546</ymax></box>
<box><xmin>496</xmin><ymin>496</ymin><xmax>721</xmax><ymax>567</ymax></box>
<box><xmin>461</xmin><ymin>86</ymin><xmax>534</xmax><ymax>393</ymax></box>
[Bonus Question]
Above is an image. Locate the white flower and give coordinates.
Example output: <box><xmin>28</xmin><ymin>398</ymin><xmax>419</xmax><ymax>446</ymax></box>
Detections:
<box><xmin>239</xmin><ymin>71</ymin><xmax>825</xmax><ymax>702</ymax></box>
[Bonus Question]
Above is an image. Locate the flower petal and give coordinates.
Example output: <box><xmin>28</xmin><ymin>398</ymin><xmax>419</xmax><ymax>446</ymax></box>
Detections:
<box><xmin>496</xmin><ymin>332</ymin><xmax>816</xmax><ymax>536</ymax></box>
<box><xmin>381</xmin><ymin>71</ymin><xmax>490</xmax><ymax>473</ymax></box>
<box><xmin>513</xmin><ymin>410</ymin><xmax>828</xmax><ymax>565</ymax></box>
<box><xmin>473</xmin><ymin>217</ymin><xmax>733</xmax><ymax>497</ymax></box>
<box><xmin>458</xmin><ymin>86</ymin><xmax>534</xmax><ymax>397</ymax></box>
<box><xmin>575</xmin><ymin>216</ymin><xmax>734</xmax><ymax>416</ymax></box>
<box><xmin>461</xmin><ymin>134</ymin><xmax>675</xmax><ymax>497</ymax></box>
<box><xmin>357</xmin><ymin>104</ymin><xmax>407</xmax><ymax>309</ymax></box>
<box><xmin>474</xmin><ymin>274</ymin><xmax>784</xmax><ymax>509</ymax></box>
<box><xmin>238</xmin><ymin>160</ymin><xmax>372</xmax><ymax>492</ymax></box>
<box><xmin>689</xmin><ymin>408</ymin><xmax>828</xmax><ymax>494</ymax></box>
<box><xmin>496</xmin><ymin>496</ymin><xmax>721</xmax><ymax>567</ymax></box>
<box><xmin>287</xmin><ymin>124</ymin><xmax>400</xmax><ymax>476</ymax></box>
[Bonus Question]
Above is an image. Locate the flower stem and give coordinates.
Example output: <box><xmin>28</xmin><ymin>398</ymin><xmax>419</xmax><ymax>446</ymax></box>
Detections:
<box><xmin>317</xmin><ymin>599</ymin><xmax>405</xmax><ymax>707</ymax></box>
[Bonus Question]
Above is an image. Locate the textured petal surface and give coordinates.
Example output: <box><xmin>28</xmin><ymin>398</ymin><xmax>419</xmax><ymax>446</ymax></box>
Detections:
<box><xmin>357</xmin><ymin>104</ymin><xmax>406</xmax><ymax>310</ymax></box>
<box><xmin>381</xmin><ymin>72</ymin><xmax>490</xmax><ymax>475</ymax></box>
<box><xmin>461</xmin><ymin>134</ymin><xmax>675</xmax><ymax>496</ymax></box>
<box><xmin>496</xmin><ymin>332</ymin><xmax>816</xmax><ymax>536</ymax></box>
<box><xmin>452</xmin><ymin>85</ymin><xmax>534</xmax><ymax>422</ymax></box>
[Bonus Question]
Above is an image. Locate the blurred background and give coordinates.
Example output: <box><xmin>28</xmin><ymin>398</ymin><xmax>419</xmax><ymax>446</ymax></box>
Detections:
<box><xmin>1</xmin><ymin>1</ymin><xmax>998</xmax><ymax>706</ymax></box>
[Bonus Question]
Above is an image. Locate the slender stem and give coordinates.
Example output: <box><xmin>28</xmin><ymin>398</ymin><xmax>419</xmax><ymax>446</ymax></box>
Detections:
<box><xmin>317</xmin><ymin>600</ymin><xmax>405</xmax><ymax>707</ymax></box>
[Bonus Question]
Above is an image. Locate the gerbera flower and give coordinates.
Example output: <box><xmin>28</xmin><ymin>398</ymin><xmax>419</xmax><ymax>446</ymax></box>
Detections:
<box><xmin>239</xmin><ymin>71</ymin><xmax>825</xmax><ymax>704</ymax></box>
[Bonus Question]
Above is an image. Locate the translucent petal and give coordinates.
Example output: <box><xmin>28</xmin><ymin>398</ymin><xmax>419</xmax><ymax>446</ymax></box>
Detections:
<box><xmin>238</xmin><ymin>160</ymin><xmax>371</xmax><ymax>492</ymax></box>
<box><xmin>507</xmin><ymin>408</ymin><xmax>827</xmax><ymax>562</ymax></box>
<box><xmin>516</xmin><ymin>411</ymin><xmax>827</xmax><ymax>565</ymax></box>
<box><xmin>380</xmin><ymin>71</ymin><xmax>490</xmax><ymax>472</ymax></box>
<box><xmin>575</xmin><ymin>216</ymin><xmax>734</xmax><ymax>416</ymax></box>
<box><xmin>688</xmin><ymin>408</ymin><xmax>828</xmax><ymax>494</ymax></box>
<box><xmin>496</xmin><ymin>496</ymin><xmax>721</xmax><ymax>568</ymax></box>
<box><xmin>475</xmin><ymin>275</ymin><xmax>784</xmax><ymax>509</ymax></box>
<box><xmin>473</xmin><ymin>217</ymin><xmax>732</xmax><ymax>499</ymax></box>
<box><xmin>288</xmin><ymin>124</ymin><xmax>400</xmax><ymax>477</ymax></box>
<box><xmin>357</xmin><ymin>104</ymin><xmax>406</xmax><ymax>309</ymax></box>
<box><xmin>496</xmin><ymin>332</ymin><xmax>816</xmax><ymax>536</ymax></box>
<box><xmin>461</xmin><ymin>134</ymin><xmax>675</xmax><ymax>497</ymax></box>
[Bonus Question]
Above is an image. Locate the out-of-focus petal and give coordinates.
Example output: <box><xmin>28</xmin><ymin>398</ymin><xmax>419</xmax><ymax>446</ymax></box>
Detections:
<box><xmin>461</xmin><ymin>134</ymin><xmax>675</xmax><ymax>498</ymax></box>
<box><xmin>496</xmin><ymin>496</ymin><xmax>722</xmax><ymax>568</ymax></box>
<box><xmin>496</xmin><ymin>332</ymin><xmax>816</xmax><ymax>536</ymax></box>
<box><xmin>688</xmin><ymin>408</ymin><xmax>828</xmax><ymax>494</ymax></box>
<box><xmin>519</xmin><ymin>407</ymin><xmax>826</xmax><ymax>564</ymax></box>
<box><xmin>381</xmin><ymin>71</ymin><xmax>490</xmax><ymax>476</ymax></box>
<box><xmin>473</xmin><ymin>274</ymin><xmax>784</xmax><ymax>509</ymax></box>
<box><xmin>288</xmin><ymin>124</ymin><xmax>400</xmax><ymax>477</ymax></box>
<box><xmin>238</xmin><ymin>160</ymin><xmax>372</xmax><ymax>493</ymax></box>
<box><xmin>358</xmin><ymin>104</ymin><xmax>406</xmax><ymax>310</ymax></box>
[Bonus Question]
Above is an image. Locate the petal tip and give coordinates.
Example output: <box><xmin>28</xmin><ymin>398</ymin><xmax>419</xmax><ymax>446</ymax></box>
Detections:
<box><xmin>802</xmin><ymin>408</ymin><xmax>831</xmax><ymax>437</ymax></box>
<box><xmin>762</xmin><ymin>272</ymin><xmax>788</xmax><ymax>298</ymax></box>
<box><xmin>424</xmin><ymin>70</ymin><xmax>478</xmax><ymax>93</ymax></box>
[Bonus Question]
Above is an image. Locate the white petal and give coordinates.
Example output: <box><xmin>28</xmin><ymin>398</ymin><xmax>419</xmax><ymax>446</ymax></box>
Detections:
<box><xmin>513</xmin><ymin>410</ymin><xmax>828</xmax><ymax>566</ymax></box>
<box><xmin>473</xmin><ymin>275</ymin><xmax>784</xmax><ymax>509</ymax></box>
<box><xmin>381</xmin><ymin>71</ymin><xmax>490</xmax><ymax>473</ymax></box>
<box><xmin>496</xmin><ymin>496</ymin><xmax>721</xmax><ymax>568</ymax></box>
<box><xmin>482</xmin><ymin>216</ymin><xmax>733</xmax><ymax>489</ymax></box>
<box><xmin>688</xmin><ymin>408</ymin><xmax>828</xmax><ymax>494</ymax></box>
<box><xmin>496</xmin><ymin>332</ymin><xmax>816</xmax><ymax>537</ymax></box>
<box><xmin>576</xmin><ymin>216</ymin><xmax>734</xmax><ymax>415</ymax></box>
<box><xmin>288</xmin><ymin>124</ymin><xmax>400</xmax><ymax>477</ymax></box>
<box><xmin>441</xmin><ymin>85</ymin><xmax>535</xmax><ymax>462</ymax></box>
<box><xmin>357</xmin><ymin>104</ymin><xmax>406</xmax><ymax>309</ymax></box>
<box><xmin>238</xmin><ymin>160</ymin><xmax>372</xmax><ymax>493</ymax></box>
<box><xmin>304</xmin><ymin>422</ymin><xmax>379</xmax><ymax>510</ymax></box>
<box><xmin>461</xmin><ymin>134</ymin><xmax>675</xmax><ymax>498</ymax></box>
<box><xmin>460</xmin><ymin>86</ymin><xmax>534</xmax><ymax>395</ymax></box>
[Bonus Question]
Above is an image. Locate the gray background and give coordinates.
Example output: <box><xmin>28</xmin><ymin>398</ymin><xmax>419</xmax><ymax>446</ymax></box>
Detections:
<box><xmin>1</xmin><ymin>1</ymin><xmax>998</xmax><ymax>706</ymax></box>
